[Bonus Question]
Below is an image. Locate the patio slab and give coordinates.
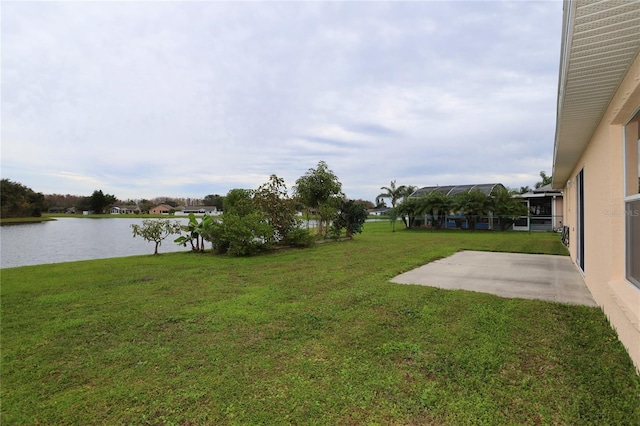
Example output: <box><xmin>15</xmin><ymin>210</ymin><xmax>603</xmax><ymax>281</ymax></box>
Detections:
<box><xmin>391</xmin><ymin>250</ymin><xmax>597</xmax><ymax>306</ymax></box>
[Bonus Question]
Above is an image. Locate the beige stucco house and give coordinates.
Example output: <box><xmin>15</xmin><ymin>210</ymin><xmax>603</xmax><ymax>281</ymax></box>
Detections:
<box><xmin>552</xmin><ymin>0</ymin><xmax>640</xmax><ymax>371</ymax></box>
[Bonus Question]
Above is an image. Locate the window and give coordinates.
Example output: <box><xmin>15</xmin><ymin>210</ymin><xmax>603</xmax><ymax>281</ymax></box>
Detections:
<box><xmin>625</xmin><ymin>110</ymin><xmax>640</xmax><ymax>288</ymax></box>
<box><xmin>576</xmin><ymin>169</ymin><xmax>585</xmax><ymax>272</ymax></box>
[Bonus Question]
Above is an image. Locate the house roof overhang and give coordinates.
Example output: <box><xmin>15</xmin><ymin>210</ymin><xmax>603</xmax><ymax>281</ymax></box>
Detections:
<box><xmin>552</xmin><ymin>0</ymin><xmax>640</xmax><ymax>189</ymax></box>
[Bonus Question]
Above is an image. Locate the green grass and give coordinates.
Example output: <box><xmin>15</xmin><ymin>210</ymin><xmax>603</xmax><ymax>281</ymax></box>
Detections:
<box><xmin>2</xmin><ymin>223</ymin><xmax>638</xmax><ymax>425</ymax></box>
<box><xmin>0</xmin><ymin>216</ymin><xmax>56</xmax><ymax>225</ymax></box>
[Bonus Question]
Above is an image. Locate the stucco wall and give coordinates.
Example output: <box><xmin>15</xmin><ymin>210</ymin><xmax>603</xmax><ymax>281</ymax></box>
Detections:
<box><xmin>554</xmin><ymin>197</ymin><xmax>564</xmax><ymax>229</ymax></box>
<box><xmin>563</xmin><ymin>53</ymin><xmax>640</xmax><ymax>371</ymax></box>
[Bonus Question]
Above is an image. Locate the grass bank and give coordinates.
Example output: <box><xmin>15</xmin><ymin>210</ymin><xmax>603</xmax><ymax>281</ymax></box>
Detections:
<box><xmin>0</xmin><ymin>216</ymin><xmax>56</xmax><ymax>225</ymax></box>
<box><xmin>43</xmin><ymin>213</ymin><xmax>187</xmax><ymax>219</ymax></box>
<box><xmin>2</xmin><ymin>223</ymin><xmax>638</xmax><ymax>425</ymax></box>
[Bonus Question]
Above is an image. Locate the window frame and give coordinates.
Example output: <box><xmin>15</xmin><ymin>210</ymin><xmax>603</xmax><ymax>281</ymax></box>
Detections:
<box><xmin>623</xmin><ymin>108</ymin><xmax>640</xmax><ymax>289</ymax></box>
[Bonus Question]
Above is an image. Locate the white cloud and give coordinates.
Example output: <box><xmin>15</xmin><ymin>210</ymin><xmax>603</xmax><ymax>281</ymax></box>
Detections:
<box><xmin>1</xmin><ymin>1</ymin><xmax>562</xmax><ymax>201</ymax></box>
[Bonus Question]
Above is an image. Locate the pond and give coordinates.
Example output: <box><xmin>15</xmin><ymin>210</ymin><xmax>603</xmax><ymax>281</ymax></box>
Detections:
<box><xmin>1</xmin><ymin>217</ymin><xmax>386</xmax><ymax>268</ymax></box>
<box><xmin>0</xmin><ymin>217</ymin><xmax>190</xmax><ymax>269</ymax></box>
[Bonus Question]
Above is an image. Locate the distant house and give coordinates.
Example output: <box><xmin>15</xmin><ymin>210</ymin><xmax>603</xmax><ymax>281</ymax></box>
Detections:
<box><xmin>110</xmin><ymin>205</ymin><xmax>140</xmax><ymax>214</ymax></box>
<box><xmin>175</xmin><ymin>205</ymin><xmax>220</xmax><ymax>216</ymax></box>
<box><xmin>150</xmin><ymin>204</ymin><xmax>174</xmax><ymax>215</ymax></box>
<box><xmin>551</xmin><ymin>0</ymin><xmax>639</xmax><ymax>371</ymax></box>
<box><xmin>368</xmin><ymin>207</ymin><xmax>390</xmax><ymax>216</ymax></box>
<box><xmin>514</xmin><ymin>184</ymin><xmax>564</xmax><ymax>231</ymax></box>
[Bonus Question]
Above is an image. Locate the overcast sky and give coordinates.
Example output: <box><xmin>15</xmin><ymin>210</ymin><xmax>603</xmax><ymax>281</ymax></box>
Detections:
<box><xmin>2</xmin><ymin>1</ymin><xmax>562</xmax><ymax>202</ymax></box>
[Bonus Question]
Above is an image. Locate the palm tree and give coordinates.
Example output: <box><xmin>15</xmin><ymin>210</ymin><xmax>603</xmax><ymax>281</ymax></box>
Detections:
<box><xmin>377</xmin><ymin>180</ymin><xmax>409</xmax><ymax>208</ymax></box>
<box><xmin>401</xmin><ymin>185</ymin><xmax>417</xmax><ymax>204</ymax></box>
<box><xmin>451</xmin><ymin>190</ymin><xmax>493</xmax><ymax>230</ymax></box>
<box><xmin>423</xmin><ymin>190</ymin><xmax>451</xmax><ymax>228</ymax></box>
<box><xmin>491</xmin><ymin>186</ymin><xmax>528</xmax><ymax>230</ymax></box>
<box><xmin>535</xmin><ymin>171</ymin><xmax>552</xmax><ymax>189</ymax></box>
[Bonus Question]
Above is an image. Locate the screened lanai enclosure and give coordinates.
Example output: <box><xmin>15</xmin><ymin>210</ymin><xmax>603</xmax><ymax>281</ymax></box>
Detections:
<box><xmin>408</xmin><ymin>183</ymin><xmax>507</xmax><ymax>230</ymax></box>
<box><xmin>406</xmin><ymin>183</ymin><xmax>563</xmax><ymax>231</ymax></box>
<box><xmin>410</xmin><ymin>183</ymin><xmax>504</xmax><ymax>198</ymax></box>
<box><xmin>514</xmin><ymin>184</ymin><xmax>564</xmax><ymax>232</ymax></box>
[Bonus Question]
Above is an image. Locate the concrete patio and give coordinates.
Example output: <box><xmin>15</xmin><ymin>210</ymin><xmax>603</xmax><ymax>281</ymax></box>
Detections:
<box><xmin>391</xmin><ymin>250</ymin><xmax>597</xmax><ymax>306</ymax></box>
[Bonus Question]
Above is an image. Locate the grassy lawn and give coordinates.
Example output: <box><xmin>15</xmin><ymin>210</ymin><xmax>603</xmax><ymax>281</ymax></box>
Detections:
<box><xmin>2</xmin><ymin>223</ymin><xmax>638</xmax><ymax>425</ymax></box>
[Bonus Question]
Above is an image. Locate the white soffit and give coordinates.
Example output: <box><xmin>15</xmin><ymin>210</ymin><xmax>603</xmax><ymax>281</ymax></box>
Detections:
<box><xmin>552</xmin><ymin>0</ymin><xmax>640</xmax><ymax>187</ymax></box>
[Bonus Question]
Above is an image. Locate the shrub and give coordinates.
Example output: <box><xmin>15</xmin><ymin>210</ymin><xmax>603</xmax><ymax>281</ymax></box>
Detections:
<box><xmin>203</xmin><ymin>213</ymin><xmax>274</xmax><ymax>256</ymax></box>
<box><xmin>282</xmin><ymin>226</ymin><xmax>316</xmax><ymax>247</ymax></box>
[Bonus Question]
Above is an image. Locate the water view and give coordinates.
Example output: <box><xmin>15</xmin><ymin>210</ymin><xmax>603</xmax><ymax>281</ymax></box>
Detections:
<box><xmin>0</xmin><ymin>217</ymin><xmax>339</xmax><ymax>268</ymax></box>
<box><xmin>0</xmin><ymin>217</ymin><xmax>190</xmax><ymax>268</ymax></box>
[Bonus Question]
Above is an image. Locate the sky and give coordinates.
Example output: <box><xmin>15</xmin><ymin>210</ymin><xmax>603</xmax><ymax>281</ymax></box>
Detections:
<box><xmin>1</xmin><ymin>1</ymin><xmax>563</xmax><ymax>203</ymax></box>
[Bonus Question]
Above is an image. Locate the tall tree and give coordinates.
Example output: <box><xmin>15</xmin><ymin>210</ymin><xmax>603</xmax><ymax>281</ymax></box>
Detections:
<box><xmin>402</xmin><ymin>185</ymin><xmax>417</xmax><ymax>204</ymax></box>
<box><xmin>376</xmin><ymin>180</ymin><xmax>408</xmax><ymax>209</ymax></box>
<box><xmin>138</xmin><ymin>199</ymin><xmax>155</xmax><ymax>214</ymax></box>
<box><xmin>0</xmin><ymin>179</ymin><xmax>48</xmax><ymax>218</ymax></box>
<box><xmin>352</xmin><ymin>199</ymin><xmax>375</xmax><ymax>210</ymax></box>
<box><xmin>253</xmin><ymin>174</ymin><xmax>299</xmax><ymax>242</ymax></box>
<box><xmin>535</xmin><ymin>171</ymin><xmax>553</xmax><ymax>189</ymax></box>
<box><xmin>294</xmin><ymin>161</ymin><xmax>343</xmax><ymax>236</ymax></box>
<box><xmin>203</xmin><ymin>194</ymin><xmax>224</xmax><ymax>210</ymax></box>
<box><xmin>223</xmin><ymin>189</ymin><xmax>256</xmax><ymax>217</ymax></box>
<box><xmin>89</xmin><ymin>190</ymin><xmax>117</xmax><ymax>214</ymax></box>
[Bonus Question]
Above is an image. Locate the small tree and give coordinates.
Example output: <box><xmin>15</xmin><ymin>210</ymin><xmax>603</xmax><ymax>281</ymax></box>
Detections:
<box><xmin>174</xmin><ymin>213</ymin><xmax>212</xmax><ymax>252</ymax></box>
<box><xmin>131</xmin><ymin>219</ymin><xmax>182</xmax><ymax>255</ymax></box>
<box><xmin>331</xmin><ymin>199</ymin><xmax>368</xmax><ymax>238</ymax></box>
<box><xmin>491</xmin><ymin>186</ymin><xmax>528</xmax><ymax>231</ymax></box>
<box><xmin>202</xmin><ymin>188</ymin><xmax>275</xmax><ymax>256</ymax></box>
<box><xmin>223</xmin><ymin>189</ymin><xmax>256</xmax><ymax>217</ymax></box>
<box><xmin>396</xmin><ymin>197</ymin><xmax>424</xmax><ymax>228</ymax></box>
<box><xmin>253</xmin><ymin>174</ymin><xmax>299</xmax><ymax>242</ymax></box>
<box><xmin>294</xmin><ymin>161</ymin><xmax>343</xmax><ymax>236</ymax></box>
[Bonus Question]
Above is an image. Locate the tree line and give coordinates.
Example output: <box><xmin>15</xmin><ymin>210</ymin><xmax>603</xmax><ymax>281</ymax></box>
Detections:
<box><xmin>1</xmin><ymin>179</ymin><xmax>48</xmax><ymax>218</ymax></box>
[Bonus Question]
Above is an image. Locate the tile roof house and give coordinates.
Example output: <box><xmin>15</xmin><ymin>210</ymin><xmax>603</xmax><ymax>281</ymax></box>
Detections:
<box><xmin>150</xmin><ymin>204</ymin><xmax>174</xmax><ymax>215</ymax></box>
